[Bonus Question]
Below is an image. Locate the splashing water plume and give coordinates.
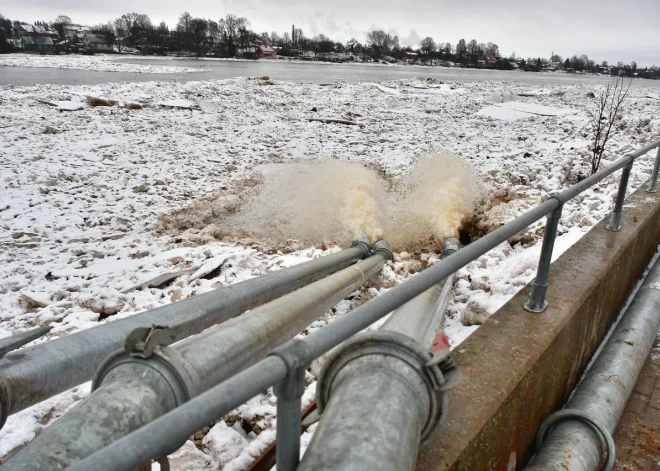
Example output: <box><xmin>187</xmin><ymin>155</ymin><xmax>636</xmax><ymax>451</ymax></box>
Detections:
<box><xmin>224</xmin><ymin>160</ymin><xmax>386</xmax><ymax>245</ymax></box>
<box><xmin>386</xmin><ymin>153</ymin><xmax>480</xmax><ymax>249</ymax></box>
<box><xmin>222</xmin><ymin>153</ymin><xmax>479</xmax><ymax>250</ymax></box>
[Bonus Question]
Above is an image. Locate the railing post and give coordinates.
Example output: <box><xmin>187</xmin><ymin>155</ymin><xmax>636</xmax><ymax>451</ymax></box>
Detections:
<box><xmin>524</xmin><ymin>205</ymin><xmax>563</xmax><ymax>313</ymax></box>
<box><xmin>273</xmin><ymin>365</ymin><xmax>306</xmax><ymax>471</ymax></box>
<box><xmin>606</xmin><ymin>161</ymin><xmax>633</xmax><ymax>231</ymax></box>
<box><xmin>646</xmin><ymin>148</ymin><xmax>660</xmax><ymax>193</ymax></box>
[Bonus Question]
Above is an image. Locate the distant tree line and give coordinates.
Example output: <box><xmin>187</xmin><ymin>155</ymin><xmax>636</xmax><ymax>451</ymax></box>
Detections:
<box><xmin>0</xmin><ymin>12</ymin><xmax>658</xmax><ymax>78</ymax></box>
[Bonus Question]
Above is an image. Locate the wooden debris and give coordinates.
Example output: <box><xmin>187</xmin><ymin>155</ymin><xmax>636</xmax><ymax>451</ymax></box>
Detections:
<box><xmin>86</xmin><ymin>97</ymin><xmax>118</xmax><ymax>107</ymax></box>
<box><xmin>309</xmin><ymin>118</ymin><xmax>363</xmax><ymax>127</ymax></box>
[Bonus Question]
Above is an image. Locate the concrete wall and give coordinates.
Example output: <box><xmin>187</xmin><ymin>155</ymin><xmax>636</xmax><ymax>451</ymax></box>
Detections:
<box><xmin>416</xmin><ymin>184</ymin><xmax>660</xmax><ymax>471</ymax></box>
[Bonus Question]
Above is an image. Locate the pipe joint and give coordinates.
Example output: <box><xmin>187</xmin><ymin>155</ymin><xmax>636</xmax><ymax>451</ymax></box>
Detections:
<box><xmin>440</xmin><ymin>238</ymin><xmax>461</xmax><ymax>259</ymax></box>
<box><xmin>92</xmin><ymin>347</ymin><xmax>196</xmax><ymax>405</ymax></box>
<box><xmin>350</xmin><ymin>239</ymin><xmax>372</xmax><ymax>257</ymax></box>
<box><xmin>317</xmin><ymin>330</ymin><xmax>456</xmax><ymax>446</ymax></box>
<box><xmin>269</xmin><ymin>339</ymin><xmax>314</xmax><ymax>399</ymax></box>
<box><xmin>536</xmin><ymin>409</ymin><xmax>615</xmax><ymax>471</ymax></box>
<box><xmin>372</xmin><ymin>240</ymin><xmax>394</xmax><ymax>261</ymax></box>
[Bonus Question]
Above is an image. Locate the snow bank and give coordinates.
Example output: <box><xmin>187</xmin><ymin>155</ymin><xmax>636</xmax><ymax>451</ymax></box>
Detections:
<box><xmin>0</xmin><ymin>54</ymin><xmax>208</xmax><ymax>74</ymax></box>
<box><xmin>1</xmin><ymin>76</ymin><xmax>659</xmax><ymax>469</ymax></box>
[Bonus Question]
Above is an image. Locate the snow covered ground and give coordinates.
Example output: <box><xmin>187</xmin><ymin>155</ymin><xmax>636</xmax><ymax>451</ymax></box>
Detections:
<box><xmin>0</xmin><ymin>53</ymin><xmax>209</xmax><ymax>74</ymax></box>
<box><xmin>1</xmin><ymin>71</ymin><xmax>659</xmax><ymax>468</ymax></box>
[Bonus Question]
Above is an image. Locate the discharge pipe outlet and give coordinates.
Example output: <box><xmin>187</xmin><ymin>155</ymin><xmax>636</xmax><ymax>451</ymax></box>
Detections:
<box><xmin>298</xmin><ymin>238</ymin><xmax>461</xmax><ymax>471</ymax></box>
<box><xmin>0</xmin><ymin>241</ymin><xmax>370</xmax><ymax>428</ymax></box>
<box><xmin>526</xmin><ymin>253</ymin><xmax>660</xmax><ymax>471</ymax></box>
<box><xmin>3</xmin><ymin>242</ymin><xmax>392</xmax><ymax>470</ymax></box>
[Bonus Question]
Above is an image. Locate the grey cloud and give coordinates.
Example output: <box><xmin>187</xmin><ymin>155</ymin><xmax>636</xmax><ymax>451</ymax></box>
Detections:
<box><xmin>3</xmin><ymin>0</ymin><xmax>659</xmax><ymax>64</ymax></box>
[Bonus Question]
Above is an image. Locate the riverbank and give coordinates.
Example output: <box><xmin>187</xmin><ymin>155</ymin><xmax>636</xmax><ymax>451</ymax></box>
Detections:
<box><xmin>1</xmin><ymin>76</ymin><xmax>659</xmax><ymax>468</ymax></box>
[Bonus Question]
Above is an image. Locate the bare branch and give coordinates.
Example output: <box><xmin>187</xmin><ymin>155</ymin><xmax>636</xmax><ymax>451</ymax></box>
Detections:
<box><xmin>587</xmin><ymin>77</ymin><xmax>631</xmax><ymax>175</ymax></box>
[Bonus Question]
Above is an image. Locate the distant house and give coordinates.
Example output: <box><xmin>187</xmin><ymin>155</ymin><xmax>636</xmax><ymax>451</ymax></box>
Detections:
<box><xmin>486</xmin><ymin>55</ymin><xmax>498</xmax><ymax>65</ymax></box>
<box><xmin>258</xmin><ymin>44</ymin><xmax>276</xmax><ymax>58</ymax></box>
<box><xmin>20</xmin><ymin>35</ymin><xmax>55</xmax><ymax>52</ymax></box>
<box><xmin>236</xmin><ymin>44</ymin><xmax>259</xmax><ymax>57</ymax></box>
<box><xmin>84</xmin><ymin>34</ymin><xmax>112</xmax><ymax>52</ymax></box>
<box><xmin>12</xmin><ymin>24</ymin><xmax>57</xmax><ymax>52</ymax></box>
<box><xmin>65</xmin><ymin>25</ymin><xmax>91</xmax><ymax>39</ymax></box>
<box><xmin>14</xmin><ymin>24</ymin><xmax>58</xmax><ymax>39</ymax></box>
<box><xmin>346</xmin><ymin>40</ymin><xmax>363</xmax><ymax>54</ymax></box>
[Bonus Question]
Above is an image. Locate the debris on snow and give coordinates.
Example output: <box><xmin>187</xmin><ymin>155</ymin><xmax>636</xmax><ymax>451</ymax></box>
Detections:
<box><xmin>168</xmin><ymin>440</ymin><xmax>214</xmax><ymax>470</ymax></box>
<box><xmin>19</xmin><ymin>290</ymin><xmax>51</xmax><ymax>309</ymax></box>
<box><xmin>35</xmin><ymin>99</ymin><xmax>85</xmax><ymax>111</ymax></box>
<box><xmin>518</xmin><ymin>88</ymin><xmax>565</xmax><ymax>97</ymax></box>
<box><xmin>308</xmin><ymin>118</ymin><xmax>362</xmax><ymax>127</ymax></box>
<box><xmin>158</xmin><ymin>99</ymin><xmax>202</xmax><ymax>111</ymax></box>
<box><xmin>375</xmin><ymin>84</ymin><xmax>400</xmax><ymax>95</ymax></box>
<box><xmin>203</xmin><ymin>421</ymin><xmax>248</xmax><ymax>466</ymax></box>
<box><xmin>86</xmin><ymin>97</ymin><xmax>118</xmax><ymax>107</ymax></box>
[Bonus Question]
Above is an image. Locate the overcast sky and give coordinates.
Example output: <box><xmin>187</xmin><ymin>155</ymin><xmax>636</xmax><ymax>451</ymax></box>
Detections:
<box><xmin>3</xmin><ymin>0</ymin><xmax>659</xmax><ymax>65</ymax></box>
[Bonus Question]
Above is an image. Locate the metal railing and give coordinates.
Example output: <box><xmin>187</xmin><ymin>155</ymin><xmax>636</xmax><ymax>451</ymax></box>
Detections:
<box><xmin>68</xmin><ymin>139</ymin><xmax>660</xmax><ymax>471</ymax></box>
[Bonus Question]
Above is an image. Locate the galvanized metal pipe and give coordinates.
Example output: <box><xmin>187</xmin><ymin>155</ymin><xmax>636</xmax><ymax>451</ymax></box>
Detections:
<box><xmin>647</xmin><ymin>147</ymin><xmax>660</xmax><ymax>193</ymax></box>
<box><xmin>380</xmin><ymin>238</ymin><xmax>459</xmax><ymax>344</ymax></box>
<box><xmin>301</xmin><ymin>353</ymin><xmax>432</xmax><ymax>471</ymax></box>
<box><xmin>526</xmin><ymin>253</ymin><xmax>660</xmax><ymax>471</ymax></box>
<box><xmin>524</xmin><ymin>205</ymin><xmax>563</xmax><ymax>313</ymax></box>
<box><xmin>606</xmin><ymin>162</ymin><xmax>633</xmax><ymax>232</ymax></box>
<box><xmin>58</xmin><ymin>139</ymin><xmax>660</xmax><ymax>471</ymax></box>
<box><xmin>3</xmin><ymin>247</ymin><xmax>391</xmax><ymax>470</ymax></box>
<box><xmin>273</xmin><ymin>362</ymin><xmax>306</xmax><ymax>471</ymax></box>
<box><xmin>298</xmin><ymin>239</ymin><xmax>460</xmax><ymax>471</ymax></box>
<box><xmin>0</xmin><ymin>242</ymin><xmax>370</xmax><ymax>427</ymax></box>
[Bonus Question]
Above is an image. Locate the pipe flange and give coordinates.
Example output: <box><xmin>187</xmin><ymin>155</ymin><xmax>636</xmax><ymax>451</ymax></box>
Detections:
<box><xmin>371</xmin><ymin>240</ymin><xmax>394</xmax><ymax>261</ymax></box>
<box><xmin>350</xmin><ymin>239</ymin><xmax>372</xmax><ymax>258</ymax></box>
<box><xmin>317</xmin><ymin>330</ymin><xmax>448</xmax><ymax>446</ymax></box>
<box><xmin>536</xmin><ymin>409</ymin><xmax>616</xmax><ymax>471</ymax></box>
<box><xmin>92</xmin><ymin>347</ymin><xmax>195</xmax><ymax>406</ymax></box>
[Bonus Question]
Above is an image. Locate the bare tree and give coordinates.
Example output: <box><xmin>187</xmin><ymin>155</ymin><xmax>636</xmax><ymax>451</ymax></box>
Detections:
<box><xmin>420</xmin><ymin>37</ymin><xmax>436</xmax><ymax>56</ymax></box>
<box><xmin>176</xmin><ymin>12</ymin><xmax>193</xmax><ymax>34</ymax></box>
<box><xmin>587</xmin><ymin>76</ymin><xmax>631</xmax><ymax>174</ymax></box>
<box><xmin>455</xmin><ymin>38</ymin><xmax>467</xmax><ymax>62</ymax></box>
<box><xmin>114</xmin><ymin>13</ymin><xmax>152</xmax><ymax>51</ymax></box>
<box><xmin>190</xmin><ymin>18</ymin><xmax>208</xmax><ymax>53</ymax></box>
<box><xmin>220</xmin><ymin>14</ymin><xmax>249</xmax><ymax>42</ymax></box>
<box><xmin>485</xmin><ymin>42</ymin><xmax>499</xmax><ymax>57</ymax></box>
<box><xmin>467</xmin><ymin>39</ymin><xmax>479</xmax><ymax>64</ymax></box>
<box><xmin>52</xmin><ymin>15</ymin><xmax>72</xmax><ymax>39</ymax></box>
<box><xmin>366</xmin><ymin>30</ymin><xmax>397</xmax><ymax>53</ymax></box>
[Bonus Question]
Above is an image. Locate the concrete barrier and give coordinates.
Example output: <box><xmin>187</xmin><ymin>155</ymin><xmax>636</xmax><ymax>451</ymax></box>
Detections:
<box><xmin>416</xmin><ymin>184</ymin><xmax>660</xmax><ymax>471</ymax></box>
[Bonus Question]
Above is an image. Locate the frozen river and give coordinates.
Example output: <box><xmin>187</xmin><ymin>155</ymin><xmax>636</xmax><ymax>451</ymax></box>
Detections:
<box><xmin>3</xmin><ymin>57</ymin><xmax>660</xmax><ymax>87</ymax></box>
